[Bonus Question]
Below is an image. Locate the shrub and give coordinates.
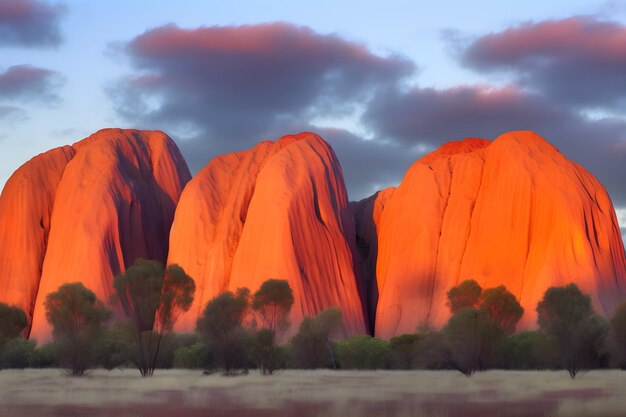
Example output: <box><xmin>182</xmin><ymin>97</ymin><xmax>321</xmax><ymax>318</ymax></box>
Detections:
<box><xmin>291</xmin><ymin>307</ymin><xmax>342</xmax><ymax>369</ymax></box>
<box><xmin>173</xmin><ymin>342</ymin><xmax>210</xmax><ymax>369</ymax></box>
<box><xmin>334</xmin><ymin>335</ymin><xmax>390</xmax><ymax>369</ymax></box>
<box><xmin>0</xmin><ymin>338</ymin><xmax>35</xmax><ymax>369</ymax></box>
<box><xmin>29</xmin><ymin>343</ymin><xmax>58</xmax><ymax>368</ymax></box>
<box><xmin>95</xmin><ymin>326</ymin><xmax>131</xmax><ymax>370</ymax></box>
<box><xmin>0</xmin><ymin>303</ymin><xmax>28</xmax><ymax>348</ymax></box>
<box><xmin>44</xmin><ymin>282</ymin><xmax>111</xmax><ymax>376</ymax></box>
<box><xmin>197</xmin><ymin>288</ymin><xmax>250</xmax><ymax>374</ymax></box>
<box><xmin>388</xmin><ymin>333</ymin><xmax>426</xmax><ymax>369</ymax></box>
<box><xmin>537</xmin><ymin>283</ymin><xmax>609</xmax><ymax>378</ymax></box>
<box><xmin>443</xmin><ymin>308</ymin><xmax>504</xmax><ymax>376</ymax></box>
<box><xmin>496</xmin><ymin>331</ymin><xmax>551</xmax><ymax>370</ymax></box>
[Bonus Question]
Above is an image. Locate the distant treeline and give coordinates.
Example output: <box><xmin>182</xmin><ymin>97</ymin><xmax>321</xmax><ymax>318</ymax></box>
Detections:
<box><xmin>1</xmin><ymin>259</ymin><xmax>626</xmax><ymax>379</ymax></box>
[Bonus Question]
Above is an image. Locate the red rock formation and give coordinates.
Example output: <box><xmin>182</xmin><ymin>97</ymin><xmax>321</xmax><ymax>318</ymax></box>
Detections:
<box><xmin>169</xmin><ymin>133</ymin><xmax>367</xmax><ymax>336</ymax></box>
<box><xmin>351</xmin><ymin>187</ymin><xmax>395</xmax><ymax>330</ymax></box>
<box><xmin>0</xmin><ymin>146</ymin><xmax>75</xmax><ymax>325</ymax></box>
<box><xmin>374</xmin><ymin>131</ymin><xmax>626</xmax><ymax>338</ymax></box>
<box><xmin>20</xmin><ymin>129</ymin><xmax>190</xmax><ymax>342</ymax></box>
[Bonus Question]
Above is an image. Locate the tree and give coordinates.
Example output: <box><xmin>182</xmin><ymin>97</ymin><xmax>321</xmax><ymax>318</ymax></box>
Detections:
<box><xmin>44</xmin><ymin>282</ymin><xmax>111</xmax><ymax>376</ymax></box>
<box><xmin>113</xmin><ymin>259</ymin><xmax>195</xmax><ymax>376</ymax></box>
<box><xmin>252</xmin><ymin>279</ymin><xmax>294</xmax><ymax>374</ymax></box>
<box><xmin>496</xmin><ymin>331</ymin><xmax>551</xmax><ymax>370</ymax></box>
<box><xmin>536</xmin><ymin>283</ymin><xmax>609</xmax><ymax>378</ymax></box>
<box><xmin>94</xmin><ymin>325</ymin><xmax>131</xmax><ymax>370</ymax></box>
<box><xmin>0</xmin><ymin>338</ymin><xmax>35</xmax><ymax>369</ymax></box>
<box><xmin>173</xmin><ymin>343</ymin><xmax>210</xmax><ymax>369</ymax></box>
<box><xmin>333</xmin><ymin>336</ymin><xmax>390</xmax><ymax>369</ymax></box>
<box><xmin>389</xmin><ymin>333</ymin><xmax>426</xmax><ymax>369</ymax></box>
<box><xmin>197</xmin><ymin>288</ymin><xmax>250</xmax><ymax>375</ymax></box>
<box><xmin>291</xmin><ymin>307</ymin><xmax>342</xmax><ymax>369</ymax></box>
<box><xmin>447</xmin><ymin>280</ymin><xmax>482</xmax><ymax>313</ymax></box>
<box><xmin>443</xmin><ymin>308</ymin><xmax>504</xmax><ymax>376</ymax></box>
<box><xmin>28</xmin><ymin>343</ymin><xmax>57</xmax><ymax>368</ymax></box>
<box><xmin>479</xmin><ymin>286</ymin><xmax>524</xmax><ymax>334</ymax></box>
<box><xmin>610</xmin><ymin>301</ymin><xmax>626</xmax><ymax>367</ymax></box>
<box><xmin>0</xmin><ymin>303</ymin><xmax>27</xmax><ymax>348</ymax></box>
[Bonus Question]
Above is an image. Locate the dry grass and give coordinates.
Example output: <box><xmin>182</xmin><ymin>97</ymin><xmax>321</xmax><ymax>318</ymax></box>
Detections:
<box><xmin>0</xmin><ymin>369</ymin><xmax>625</xmax><ymax>416</ymax></box>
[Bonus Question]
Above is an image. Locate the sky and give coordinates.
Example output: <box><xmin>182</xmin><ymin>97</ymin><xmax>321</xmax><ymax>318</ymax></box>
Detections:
<box><xmin>0</xmin><ymin>0</ymin><xmax>625</xmax><ymax>242</ymax></box>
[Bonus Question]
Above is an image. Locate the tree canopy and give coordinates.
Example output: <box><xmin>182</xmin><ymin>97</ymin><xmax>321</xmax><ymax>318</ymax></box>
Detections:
<box><xmin>113</xmin><ymin>259</ymin><xmax>195</xmax><ymax>376</ymax></box>
<box><xmin>44</xmin><ymin>282</ymin><xmax>111</xmax><ymax>375</ymax></box>
<box><xmin>0</xmin><ymin>303</ymin><xmax>27</xmax><ymax>347</ymax></box>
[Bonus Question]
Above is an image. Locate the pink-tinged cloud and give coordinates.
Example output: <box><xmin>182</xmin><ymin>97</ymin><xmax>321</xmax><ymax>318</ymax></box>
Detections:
<box><xmin>462</xmin><ymin>17</ymin><xmax>626</xmax><ymax>109</ymax></box>
<box><xmin>0</xmin><ymin>64</ymin><xmax>62</xmax><ymax>102</ymax></box>
<box><xmin>365</xmin><ymin>84</ymin><xmax>562</xmax><ymax>143</ymax></box>
<box><xmin>0</xmin><ymin>0</ymin><xmax>66</xmax><ymax>48</ymax></box>
<box><xmin>110</xmin><ymin>22</ymin><xmax>414</xmax><ymax>178</ymax></box>
<box><xmin>365</xmin><ymin>83</ymin><xmax>626</xmax><ymax>205</ymax></box>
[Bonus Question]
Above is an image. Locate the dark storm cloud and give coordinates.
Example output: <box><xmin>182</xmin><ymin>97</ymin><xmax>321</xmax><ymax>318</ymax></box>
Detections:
<box><xmin>461</xmin><ymin>16</ymin><xmax>626</xmax><ymax>111</ymax></box>
<box><xmin>364</xmin><ymin>83</ymin><xmax>626</xmax><ymax>205</ymax></box>
<box><xmin>0</xmin><ymin>64</ymin><xmax>62</xmax><ymax>102</ymax></box>
<box><xmin>110</xmin><ymin>22</ymin><xmax>414</xmax><ymax>154</ymax></box>
<box><xmin>0</xmin><ymin>0</ymin><xmax>66</xmax><ymax>48</ymax></box>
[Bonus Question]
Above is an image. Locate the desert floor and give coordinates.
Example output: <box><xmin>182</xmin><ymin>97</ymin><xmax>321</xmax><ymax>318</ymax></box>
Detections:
<box><xmin>0</xmin><ymin>369</ymin><xmax>624</xmax><ymax>417</ymax></box>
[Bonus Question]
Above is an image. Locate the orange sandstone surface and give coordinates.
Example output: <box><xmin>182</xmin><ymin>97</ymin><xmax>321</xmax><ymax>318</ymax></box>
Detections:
<box><xmin>0</xmin><ymin>129</ymin><xmax>191</xmax><ymax>341</ymax></box>
<box><xmin>372</xmin><ymin>131</ymin><xmax>626</xmax><ymax>338</ymax></box>
<box><xmin>0</xmin><ymin>129</ymin><xmax>624</xmax><ymax>342</ymax></box>
<box><xmin>169</xmin><ymin>133</ymin><xmax>367</xmax><ymax>337</ymax></box>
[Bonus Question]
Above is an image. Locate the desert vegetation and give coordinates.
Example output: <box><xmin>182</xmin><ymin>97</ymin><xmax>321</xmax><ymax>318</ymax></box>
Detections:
<box><xmin>0</xmin><ymin>267</ymin><xmax>624</xmax><ymax>383</ymax></box>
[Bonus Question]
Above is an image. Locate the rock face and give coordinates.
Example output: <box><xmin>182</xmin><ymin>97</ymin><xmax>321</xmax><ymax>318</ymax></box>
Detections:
<box><xmin>0</xmin><ymin>146</ymin><xmax>75</xmax><ymax>325</ymax></box>
<box><xmin>169</xmin><ymin>133</ymin><xmax>367</xmax><ymax>336</ymax></box>
<box><xmin>0</xmin><ymin>129</ymin><xmax>191</xmax><ymax>341</ymax></box>
<box><xmin>351</xmin><ymin>188</ymin><xmax>395</xmax><ymax>330</ymax></box>
<box><xmin>374</xmin><ymin>131</ymin><xmax>626</xmax><ymax>338</ymax></box>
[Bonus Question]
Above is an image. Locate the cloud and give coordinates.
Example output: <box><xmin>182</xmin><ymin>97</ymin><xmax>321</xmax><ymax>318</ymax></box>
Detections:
<box><xmin>365</xmin><ymin>83</ymin><xmax>626</xmax><ymax>205</ymax></box>
<box><xmin>0</xmin><ymin>0</ymin><xmax>66</xmax><ymax>48</ymax></box>
<box><xmin>460</xmin><ymin>16</ymin><xmax>626</xmax><ymax>111</ymax></box>
<box><xmin>0</xmin><ymin>64</ymin><xmax>63</xmax><ymax>103</ymax></box>
<box><xmin>302</xmin><ymin>127</ymin><xmax>417</xmax><ymax>200</ymax></box>
<box><xmin>110</xmin><ymin>22</ymin><xmax>414</xmax><ymax>151</ymax></box>
<box><xmin>0</xmin><ymin>105</ymin><xmax>27</xmax><ymax>122</ymax></box>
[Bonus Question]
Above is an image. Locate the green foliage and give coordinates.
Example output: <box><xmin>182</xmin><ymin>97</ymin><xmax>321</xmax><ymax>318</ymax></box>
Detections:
<box><xmin>411</xmin><ymin>331</ymin><xmax>450</xmax><ymax>369</ymax></box>
<box><xmin>113</xmin><ymin>259</ymin><xmax>195</xmax><ymax>376</ymax></box>
<box><xmin>537</xmin><ymin>283</ymin><xmax>609</xmax><ymax>378</ymax></box>
<box><xmin>443</xmin><ymin>308</ymin><xmax>504</xmax><ymax>376</ymax></box>
<box><xmin>333</xmin><ymin>335</ymin><xmax>390</xmax><ymax>369</ymax></box>
<box><xmin>0</xmin><ymin>338</ymin><xmax>35</xmax><ymax>369</ymax></box>
<box><xmin>173</xmin><ymin>342</ymin><xmax>210</xmax><ymax>369</ymax></box>
<box><xmin>388</xmin><ymin>333</ymin><xmax>426</xmax><ymax>369</ymax></box>
<box><xmin>0</xmin><ymin>303</ymin><xmax>27</xmax><ymax>347</ymax></box>
<box><xmin>95</xmin><ymin>325</ymin><xmax>131</xmax><ymax>370</ymax></box>
<box><xmin>252</xmin><ymin>279</ymin><xmax>294</xmax><ymax>375</ymax></box>
<box><xmin>496</xmin><ymin>331</ymin><xmax>551</xmax><ymax>370</ymax></box>
<box><xmin>610</xmin><ymin>301</ymin><xmax>626</xmax><ymax>368</ymax></box>
<box><xmin>291</xmin><ymin>307</ymin><xmax>342</xmax><ymax>369</ymax></box>
<box><xmin>154</xmin><ymin>332</ymin><xmax>202</xmax><ymax>369</ymax></box>
<box><xmin>252</xmin><ymin>328</ymin><xmax>290</xmax><ymax>372</ymax></box>
<box><xmin>44</xmin><ymin>282</ymin><xmax>111</xmax><ymax>376</ymax></box>
<box><xmin>447</xmin><ymin>279</ymin><xmax>482</xmax><ymax>313</ymax></box>
<box><xmin>28</xmin><ymin>343</ymin><xmax>58</xmax><ymax>368</ymax></box>
<box><xmin>197</xmin><ymin>288</ymin><xmax>250</xmax><ymax>374</ymax></box>
<box><xmin>479</xmin><ymin>286</ymin><xmax>524</xmax><ymax>334</ymax></box>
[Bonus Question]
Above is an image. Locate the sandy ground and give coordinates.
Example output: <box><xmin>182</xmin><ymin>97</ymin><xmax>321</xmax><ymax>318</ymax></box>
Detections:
<box><xmin>0</xmin><ymin>369</ymin><xmax>624</xmax><ymax>417</ymax></box>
